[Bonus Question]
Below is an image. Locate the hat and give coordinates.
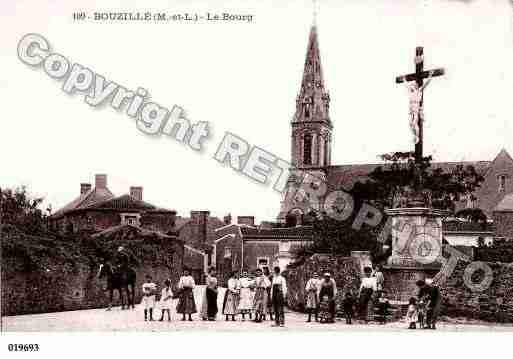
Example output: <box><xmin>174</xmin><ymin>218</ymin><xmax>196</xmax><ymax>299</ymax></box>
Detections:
<box><xmin>324</xmin><ymin>272</ymin><xmax>331</xmax><ymax>277</ymax></box>
<box><xmin>425</xmin><ymin>278</ymin><xmax>433</xmax><ymax>285</ymax></box>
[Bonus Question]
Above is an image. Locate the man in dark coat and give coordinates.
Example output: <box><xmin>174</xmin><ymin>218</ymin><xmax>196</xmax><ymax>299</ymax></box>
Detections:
<box><xmin>416</xmin><ymin>279</ymin><xmax>442</xmax><ymax>329</ymax></box>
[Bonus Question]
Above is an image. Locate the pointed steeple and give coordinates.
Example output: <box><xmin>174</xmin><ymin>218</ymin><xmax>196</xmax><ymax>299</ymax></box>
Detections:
<box><xmin>294</xmin><ymin>25</ymin><xmax>331</xmax><ymax>125</ymax></box>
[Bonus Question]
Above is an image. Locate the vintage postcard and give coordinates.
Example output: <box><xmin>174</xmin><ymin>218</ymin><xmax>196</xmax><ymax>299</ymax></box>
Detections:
<box><xmin>1</xmin><ymin>0</ymin><xmax>513</xmax><ymax>355</ymax></box>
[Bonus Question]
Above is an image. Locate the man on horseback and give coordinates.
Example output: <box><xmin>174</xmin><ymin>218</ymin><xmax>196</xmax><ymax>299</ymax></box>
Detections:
<box><xmin>98</xmin><ymin>246</ymin><xmax>138</xmax><ymax>311</ymax></box>
<box><xmin>114</xmin><ymin>246</ymin><xmax>138</xmax><ymax>270</ymax></box>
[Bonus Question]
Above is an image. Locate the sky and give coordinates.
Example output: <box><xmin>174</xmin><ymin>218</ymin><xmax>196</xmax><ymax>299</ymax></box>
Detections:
<box><xmin>1</xmin><ymin>0</ymin><xmax>513</xmax><ymax>223</ymax></box>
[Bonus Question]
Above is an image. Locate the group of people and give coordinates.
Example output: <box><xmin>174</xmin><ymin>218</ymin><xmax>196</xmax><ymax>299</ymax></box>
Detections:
<box><xmin>139</xmin><ymin>266</ymin><xmax>288</xmax><ymax>326</ymax></box>
<box><xmin>138</xmin><ymin>263</ymin><xmax>442</xmax><ymax>329</ymax></box>
<box><xmin>140</xmin><ymin>269</ymin><xmax>198</xmax><ymax>322</ymax></box>
<box><xmin>302</xmin><ymin>265</ymin><xmax>386</xmax><ymax>325</ymax></box>
<box><xmin>406</xmin><ymin>278</ymin><xmax>442</xmax><ymax>329</ymax></box>
<box><xmin>221</xmin><ymin>266</ymin><xmax>287</xmax><ymax>326</ymax></box>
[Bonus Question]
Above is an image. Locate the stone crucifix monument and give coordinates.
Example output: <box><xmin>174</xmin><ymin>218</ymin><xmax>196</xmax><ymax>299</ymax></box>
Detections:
<box><xmin>383</xmin><ymin>47</ymin><xmax>449</xmax><ymax>302</ymax></box>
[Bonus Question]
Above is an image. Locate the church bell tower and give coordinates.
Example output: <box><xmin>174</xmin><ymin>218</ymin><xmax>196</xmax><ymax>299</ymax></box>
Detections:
<box><xmin>278</xmin><ymin>25</ymin><xmax>333</xmax><ymax>224</ymax></box>
<box><xmin>291</xmin><ymin>25</ymin><xmax>332</xmax><ymax>169</ymax></box>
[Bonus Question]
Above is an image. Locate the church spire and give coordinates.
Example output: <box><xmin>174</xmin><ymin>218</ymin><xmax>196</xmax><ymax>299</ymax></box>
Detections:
<box><xmin>294</xmin><ymin>25</ymin><xmax>330</xmax><ymax>125</ymax></box>
<box><xmin>290</xmin><ymin>24</ymin><xmax>332</xmax><ymax>170</ymax></box>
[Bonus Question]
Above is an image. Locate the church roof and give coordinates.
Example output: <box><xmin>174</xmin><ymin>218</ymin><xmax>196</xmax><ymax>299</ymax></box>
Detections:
<box><xmin>240</xmin><ymin>226</ymin><xmax>313</xmax><ymax>240</ymax></box>
<box><xmin>326</xmin><ymin>160</ymin><xmax>492</xmax><ymax>192</ymax></box>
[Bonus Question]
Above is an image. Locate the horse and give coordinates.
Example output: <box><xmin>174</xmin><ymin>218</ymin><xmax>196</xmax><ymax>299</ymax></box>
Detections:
<box><xmin>97</xmin><ymin>262</ymin><xmax>137</xmax><ymax>310</ymax></box>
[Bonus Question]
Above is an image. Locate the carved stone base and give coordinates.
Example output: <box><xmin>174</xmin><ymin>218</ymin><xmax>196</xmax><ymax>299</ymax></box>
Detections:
<box><xmin>385</xmin><ymin>207</ymin><xmax>449</xmax><ymax>267</ymax></box>
<box><xmin>382</xmin><ymin>265</ymin><xmax>440</xmax><ymax>303</ymax></box>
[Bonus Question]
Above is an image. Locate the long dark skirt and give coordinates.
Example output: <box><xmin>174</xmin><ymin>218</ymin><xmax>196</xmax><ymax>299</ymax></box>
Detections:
<box><xmin>359</xmin><ymin>288</ymin><xmax>374</xmax><ymax>321</ymax></box>
<box><xmin>176</xmin><ymin>287</ymin><xmax>197</xmax><ymax>314</ymax></box>
<box><xmin>206</xmin><ymin>287</ymin><xmax>218</xmax><ymax>319</ymax></box>
<box><xmin>266</xmin><ymin>287</ymin><xmax>273</xmax><ymax>314</ymax></box>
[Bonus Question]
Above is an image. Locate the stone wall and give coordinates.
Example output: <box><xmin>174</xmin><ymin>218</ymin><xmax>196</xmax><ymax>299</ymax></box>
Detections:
<box><xmin>493</xmin><ymin>211</ymin><xmax>513</xmax><ymax>239</ymax></box>
<box><xmin>440</xmin><ymin>259</ymin><xmax>513</xmax><ymax>322</ymax></box>
<box><xmin>285</xmin><ymin>254</ymin><xmax>361</xmax><ymax>312</ymax></box>
<box><xmin>1</xmin><ymin>230</ymin><xmax>184</xmax><ymax>316</ymax></box>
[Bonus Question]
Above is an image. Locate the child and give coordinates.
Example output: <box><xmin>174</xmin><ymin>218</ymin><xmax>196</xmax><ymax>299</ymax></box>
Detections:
<box><xmin>376</xmin><ymin>291</ymin><xmax>391</xmax><ymax>324</ymax></box>
<box><xmin>417</xmin><ymin>296</ymin><xmax>427</xmax><ymax>329</ymax></box>
<box><xmin>318</xmin><ymin>295</ymin><xmax>331</xmax><ymax>323</ymax></box>
<box><xmin>142</xmin><ymin>275</ymin><xmax>157</xmax><ymax>321</ymax></box>
<box><xmin>406</xmin><ymin>297</ymin><xmax>418</xmax><ymax>329</ymax></box>
<box><xmin>342</xmin><ymin>291</ymin><xmax>355</xmax><ymax>324</ymax></box>
<box><xmin>159</xmin><ymin>279</ymin><xmax>173</xmax><ymax>321</ymax></box>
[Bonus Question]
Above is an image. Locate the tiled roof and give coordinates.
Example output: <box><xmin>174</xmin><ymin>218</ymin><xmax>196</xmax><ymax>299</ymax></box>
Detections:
<box><xmin>442</xmin><ymin>220</ymin><xmax>495</xmax><ymax>233</ymax></box>
<box><xmin>52</xmin><ymin>189</ymin><xmax>174</xmax><ymax>219</ymax></box>
<box><xmin>51</xmin><ymin>187</ymin><xmax>114</xmax><ymax>219</ymax></box>
<box><xmin>89</xmin><ymin>194</ymin><xmax>174</xmax><ymax>213</ymax></box>
<box><xmin>327</xmin><ymin>161</ymin><xmax>491</xmax><ymax>192</ymax></box>
<box><xmin>495</xmin><ymin>193</ymin><xmax>513</xmax><ymax>212</ymax></box>
<box><xmin>240</xmin><ymin>226</ymin><xmax>313</xmax><ymax>240</ymax></box>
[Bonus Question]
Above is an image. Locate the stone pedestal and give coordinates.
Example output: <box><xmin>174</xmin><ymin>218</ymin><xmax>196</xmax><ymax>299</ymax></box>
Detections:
<box><xmin>383</xmin><ymin>207</ymin><xmax>449</xmax><ymax>303</ymax></box>
<box><xmin>351</xmin><ymin>251</ymin><xmax>372</xmax><ymax>275</ymax></box>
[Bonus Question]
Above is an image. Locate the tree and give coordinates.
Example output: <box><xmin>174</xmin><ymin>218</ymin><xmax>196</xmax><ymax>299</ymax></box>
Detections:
<box><xmin>351</xmin><ymin>151</ymin><xmax>484</xmax><ymax>212</ymax></box>
<box><xmin>0</xmin><ymin>186</ymin><xmax>47</xmax><ymax>234</ymax></box>
<box><xmin>293</xmin><ymin>209</ymin><xmax>382</xmax><ymax>261</ymax></box>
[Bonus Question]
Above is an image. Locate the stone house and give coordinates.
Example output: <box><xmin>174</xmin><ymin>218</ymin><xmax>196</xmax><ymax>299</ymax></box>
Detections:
<box><xmin>50</xmin><ymin>174</ymin><xmax>177</xmax><ymax>235</ymax></box>
<box><xmin>493</xmin><ymin>193</ymin><xmax>513</xmax><ymax>239</ymax></box>
<box><xmin>213</xmin><ymin>220</ymin><xmax>313</xmax><ymax>284</ymax></box>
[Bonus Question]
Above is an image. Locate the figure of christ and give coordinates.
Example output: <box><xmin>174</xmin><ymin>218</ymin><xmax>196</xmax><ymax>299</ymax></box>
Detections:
<box><xmin>405</xmin><ymin>70</ymin><xmax>435</xmax><ymax>144</ymax></box>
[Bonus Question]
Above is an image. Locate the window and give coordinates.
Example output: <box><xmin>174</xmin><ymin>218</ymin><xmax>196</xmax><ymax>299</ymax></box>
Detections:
<box><xmin>121</xmin><ymin>213</ymin><xmax>140</xmax><ymax>226</ymax></box>
<box><xmin>125</xmin><ymin>216</ymin><xmax>137</xmax><ymax>225</ymax></box>
<box><xmin>303</xmin><ymin>133</ymin><xmax>312</xmax><ymax>165</ymax></box>
<box><xmin>224</xmin><ymin>247</ymin><xmax>232</xmax><ymax>258</ymax></box>
<box><xmin>498</xmin><ymin>175</ymin><xmax>507</xmax><ymax>193</ymax></box>
<box><xmin>257</xmin><ymin>257</ymin><xmax>269</xmax><ymax>270</ymax></box>
<box><xmin>279</xmin><ymin>241</ymin><xmax>291</xmax><ymax>253</ymax></box>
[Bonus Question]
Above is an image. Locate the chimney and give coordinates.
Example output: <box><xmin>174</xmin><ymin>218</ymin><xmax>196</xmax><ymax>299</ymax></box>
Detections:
<box><xmin>237</xmin><ymin>216</ymin><xmax>255</xmax><ymax>226</ymax></box>
<box><xmin>191</xmin><ymin>210</ymin><xmax>210</xmax><ymax>246</ymax></box>
<box><xmin>130</xmin><ymin>186</ymin><xmax>143</xmax><ymax>201</ymax></box>
<box><xmin>223</xmin><ymin>213</ymin><xmax>232</xmax><ymax>225</ymax></box>
<box><xmin>95</xmin><ymin>174</ymin><xmax>107</xmax><ymax>189</ymax></box>
<box><xmin>80</xmin><ymin>183</ymin><xmax>91</xmax><ymax>195</ymax></box>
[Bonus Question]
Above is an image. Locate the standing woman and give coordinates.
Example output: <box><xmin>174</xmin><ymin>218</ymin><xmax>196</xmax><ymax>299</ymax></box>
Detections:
<box><xmin>263</xmin><ymin>267</ymin><xmax>273</xmax><ymax>321</ymax></box>
<box><xmin>222</xmin><ymin>271</ymin><xmax>240</xmax><ymax>321</ymax></box>
<box><xmin>305</xmin><ymin>272</ymin><xmax>321</xmax><ymax>322</ymax></box>
<box><xmin>252</xmin><ymin>268</ymin><xmax>270</xmax><ymax>322</ymax></box>
<box><xmin>176</xmin><ymin>269</ymin><xmax>197</xmax><ymax>321</ymax></box>
<box><xmin>201</xmin><ymin>267</ymin><xmax>219</xmax><ymax>321</ymax></box>
<box><xmin>358</xmin><ymin>266</ymin><xmax>377</xmax><ymax>323</ymax></box>
<box><xmin>318</xmin><ymin>272</ymin><xmax>337</xmax><ymax>323</ymax></box>
<box><xmin>238</xmin><ymin>271</ymin><xmax>254</xmax><ymax>321</ymax></box>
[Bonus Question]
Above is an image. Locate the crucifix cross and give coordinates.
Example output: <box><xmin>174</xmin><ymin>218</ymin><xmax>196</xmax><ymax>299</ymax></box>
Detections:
<box><xmin>396</xmin><ymin>47</ymin><xmax>444</xmax><ymax>164</ymax></box>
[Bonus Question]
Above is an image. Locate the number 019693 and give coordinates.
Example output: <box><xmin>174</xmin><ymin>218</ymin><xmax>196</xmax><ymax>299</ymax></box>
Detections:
<box><xmin>7</xmin><ymin>344</ymin><xmax>40</xmax><ymax>352</ymax></box>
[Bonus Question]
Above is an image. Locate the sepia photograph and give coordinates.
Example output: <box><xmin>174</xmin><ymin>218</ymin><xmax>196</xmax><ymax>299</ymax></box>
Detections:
<box><xmin>1</xmin><ymin>0</ymin><xmax>513</xmax><ymax>357</ymax></box>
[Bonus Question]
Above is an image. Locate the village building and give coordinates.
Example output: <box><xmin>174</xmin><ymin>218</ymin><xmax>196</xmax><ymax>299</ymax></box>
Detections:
<box><xmin>50</xmin><ymin>174</ymin><xmax>177</xmax><ymax>235</ymax></box>
<box><xmin>213</xmin><ymin>220</ymin><xmax>313</xmax><ymax>283</ymax></box>
<box><xmin>175</xmin><ymin>210</ymin><xmax>227</xmax><ymax>282</ymax></box>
